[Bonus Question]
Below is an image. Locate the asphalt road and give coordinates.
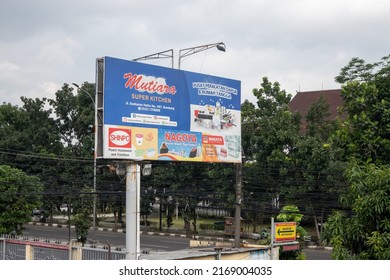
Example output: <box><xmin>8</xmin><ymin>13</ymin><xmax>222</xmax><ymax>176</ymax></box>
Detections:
<box><xmin>23</xmin><ymin>224</ymin><xmax>190</xmax><ymax>252</ymax></box>
<box><xmin>303</xmin><ymin>248</ymin><xmax>332</xmax><ymax>260</ymax></box>
<box><xmin>22</xmin><ymin>224</ymin><xmax>332</xmax><ymax>259</ymax></box>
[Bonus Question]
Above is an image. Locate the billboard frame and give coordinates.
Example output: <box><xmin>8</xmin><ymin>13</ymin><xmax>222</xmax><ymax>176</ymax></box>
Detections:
<box><xmin>95</xmin><ymin>56</ymin><xmax>241</xmax><ymax>164</ymax></box>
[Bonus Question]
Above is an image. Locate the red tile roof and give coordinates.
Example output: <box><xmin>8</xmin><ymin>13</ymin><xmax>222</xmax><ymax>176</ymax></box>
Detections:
<box><xmin>288</xmin><ymin>89</ymin><xmax>345</xmax><ymax>132</ymax></box>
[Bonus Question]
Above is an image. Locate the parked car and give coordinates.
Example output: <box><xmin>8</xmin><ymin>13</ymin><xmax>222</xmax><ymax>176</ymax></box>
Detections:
<box><xmin>32</xmin><ymin>208</ymin><xmax>44</xmax><ymax>216</ymax></box>
<box><xmin>60</xmin><ymin>204</ymin><xmax>73</xmax><ymax>213</ymax></box>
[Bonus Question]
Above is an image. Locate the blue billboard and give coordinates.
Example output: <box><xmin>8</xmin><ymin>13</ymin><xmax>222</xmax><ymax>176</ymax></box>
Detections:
<box><xmin>99</xmin><ymin>56</ymin><xmax>241</xmax><ymax>163</ymax></box>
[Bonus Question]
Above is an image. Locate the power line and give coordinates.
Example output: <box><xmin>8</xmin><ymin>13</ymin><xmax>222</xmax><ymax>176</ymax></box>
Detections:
<box><xmin>0</xmin><ymin>148</ymin><xmax>93</xmax><ymax>163</ymax></box>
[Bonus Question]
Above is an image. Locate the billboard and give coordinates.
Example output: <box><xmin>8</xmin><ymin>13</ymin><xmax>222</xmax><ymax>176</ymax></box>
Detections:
<box><xmin>96</xmin><ymin>56</ymin><xmax>241</xmax><ymax>163</ymax></box>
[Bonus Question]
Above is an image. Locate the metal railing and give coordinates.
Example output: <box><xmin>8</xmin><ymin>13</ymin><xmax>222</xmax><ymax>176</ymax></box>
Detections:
<box><xmin>0</xmin><ymin>235</ymin><xmax>125</xmax><ymax>260</ymax></box>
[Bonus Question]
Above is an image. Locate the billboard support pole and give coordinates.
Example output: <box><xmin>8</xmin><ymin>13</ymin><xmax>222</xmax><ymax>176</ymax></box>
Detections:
<box><xmin>270</xmin><ymin>217</ymin><xmax>275</xmax><ymax>260</ymax></box>
<box><xmin>125</xmin><ymin>161</ymin><xmax>141</xmax><ymax>260</ymax></box>
<box><xmin>234</xmin><ymin>147</ymin><xmax>244</xmax><ymax>248</ymax></box>
<box><xmin>234</xmin><ymin>161</ymin><xmax>242</xmax><ymax>248</ymax></box>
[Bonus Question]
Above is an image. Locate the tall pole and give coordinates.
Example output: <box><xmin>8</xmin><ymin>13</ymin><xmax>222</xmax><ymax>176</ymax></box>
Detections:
<box><xmin>72</xmin><ymin>83</ymin><xmax>97</xmax><ymax>237</ymax></box>
<box><xmin>234</xmin><ymin>146</ymin><xmax>244</xmax><ymax>248</ymax></box>
<box><xmin>92</xmin><ymin>87</ymin><xmax>97</xmax><ymax>238</ymax></box>
<box><xmin>125</xmin><ymin>161</ymin><xmax>141</xmax><ymax>260</ymax></box>
<box><xmin>234</xmin><ymin>161</ymin><xmax>242</xmax><ymax>248</ymax></box>
<box><xmin>92</xmin><ymin>153</ymin><xmax>96</xmax><ymax>237</ymax></box>
<box><xmin>270</xmin><ymin>217</ymin><xmax>275</xmax><ymax>260</ymax></box>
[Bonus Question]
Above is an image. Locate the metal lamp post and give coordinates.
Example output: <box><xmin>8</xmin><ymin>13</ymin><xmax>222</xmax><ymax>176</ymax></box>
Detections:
<box><xmin>178</xmin><ymin>42</ymin><xmax>226</xmax><ymax>69</ymax></box>
<box><xmin>72</xmin><ymin>83</ymin><xmax>97</xmax><ymax>237</ymax></box>
<box><xmin>133</xmin><ymin>49</ymin><xmax>174</xmax><ymax>68</ymax></box>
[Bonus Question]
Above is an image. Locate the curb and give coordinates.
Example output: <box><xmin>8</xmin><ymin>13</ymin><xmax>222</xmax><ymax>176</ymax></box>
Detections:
<box><xmin>306</xmin><ymin>245</ymin><xmax>333</xmax><ymax>251</ymax></box>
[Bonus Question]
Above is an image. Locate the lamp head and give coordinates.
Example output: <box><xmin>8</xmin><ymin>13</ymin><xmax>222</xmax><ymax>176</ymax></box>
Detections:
<box><xmin>216</xmin><ymin>43</ymin><xmax>226</xmax><ymax>52</ymax></box>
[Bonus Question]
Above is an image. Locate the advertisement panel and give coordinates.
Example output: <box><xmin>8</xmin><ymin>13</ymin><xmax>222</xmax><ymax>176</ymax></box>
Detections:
<box><xmin>99</xmin><ymin>56</ymin><xmax>241</xmax><ymax>163</ymax></box>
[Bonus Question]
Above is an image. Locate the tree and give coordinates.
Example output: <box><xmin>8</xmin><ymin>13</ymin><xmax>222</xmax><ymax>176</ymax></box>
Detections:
<box><xmin>323</xmin><ymin>162</ymin><xmax>390</xmax><ymax>259</ymax></box>
<box><xmin>0</xmin><ymin>103</ymin><xmax>29</xmax><ymax>156</ymax></box>
<box><xmin>150</xmin><ymin>162</ymin><xmax>209</xmax><ymax>235</ymax></box>
<box><xmin>324</xmin><ymin>54</ymin><xmax>390</xmax><ymax>259</ymax></box>
<box><xmin>140</xmin><ymin>187</ymin><xmax>155</xmax><ymax>226</ymax></box>
<box><xmin>47</xmin><ymin>83</ymin><xmax>96</xmax><ymax>217</ymax></box>
<box><xmin>285</xmin><ymin>96</ymin><xmax>346</xmax><ymax>243</ymax></box>
<box><xmin>334</xmin><ymin>54</ymin><xmax>390</xmax><ymax>164</ymax></box>
<box><xmin>241</xmin><ymin>77</ymin><xmax>301</xmax><ymax>226</ymax></box>
<box><xmin>0</xmin><ymin>165</ymin><xmax>44</xmax><ymax>235</ymax></box>
<box><xmin>251</xmin><ymin>77</ymin><xmax>301</xmax><ymax>164</ymax></box>
<box><xmin>0</xmin><ymin>98</ymin><xmax>62</xmax><ymax>171</ymax></box>
<box><xmin>73</xmin><ymin>186</ymin><xmax>93</xmax><ymax>245</ymax></box>
<box><xmin>276</xmin><ymin>205</ymin><xmax>307</xmax><ymax>260</ymax></box>
<box><xmin>241</xmin><ymin>77</ymin><xmax>348</xmax><ymax>242</ymax></box>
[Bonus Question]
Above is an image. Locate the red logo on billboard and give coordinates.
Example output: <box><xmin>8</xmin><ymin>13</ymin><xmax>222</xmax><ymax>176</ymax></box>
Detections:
<box><xmin>123</xmin><ymin>73</ymin><xmax>176</xmax><ymax>95</ymax></box>
<box><xmin>108</xmin><ymin>128</ymin><xmax>131</xmax><ymax>148</ymax></box>
<box><xmin>202</xmin><ymin>135</ymin><xmax>224</xmax><ymax>145</ymax></box>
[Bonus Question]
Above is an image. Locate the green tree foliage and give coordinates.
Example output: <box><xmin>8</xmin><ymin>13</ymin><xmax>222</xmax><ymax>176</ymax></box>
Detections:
<box><xmin>140</xmin><ymin>187</ymin><xmax>155</xmax><ymax>226</ymax></box>
<box><xmin>73</xmin><ymin>213</ymin><xmax>90</xmax><ymax>245</ymax></box>
<box><xmin>251</xmin><ymin>77</ymin><xmax>300</xmax><ymax>164</ymax></box>
<box><xmin>46</xmin><ymin>83</ymin><xmax>96</xmax><ymax>224</ymax></box>
<box><xmin>0</xmin><ymin>99</ymin><xmax>64</xmax><ymax>220</ymax></box>
<box><xmin>242</xmin><ymin>77</ymin><xmax>301</xmax><ymax>215</ymax></box>
<box><xmin>73</xmin><ymin>186</ymin><xmax>93</xmax><ymax>245</ymax></box>
<box><xmin>335</xmin><ymin>55</ymin><xmax>390</xmax><ymax>164</ymax></box>
<box><xmin>324</xmin><ymin>54</ymin><xmax>390</xmax><ymax>259</ymax></box>
<box><xmin>0</xmin><ymin>103</ymin><xmax>30</xmax><ymax>153</ymax></box>
<box><xmin>242</xmin><ymin>77</ymin><xmax>344</xmax><ymax>238</ymax></box>
<box><xmin>276</xmin><ymin>205</ymin><xmax>307</xmax><ymax>260</ymax></box>
<box><xmin>0</xmin><ymin>165</ymin><xmax>44</xmax><ymax>235</ymax></box>
<box><xmin>0</xmin><ymin>83</ymin><xmax>97</xmax><ymax>235</ymax></box>
<box><xmin>0</xmin><ymin>98</ymin><xmax>62</xmax><ymax>169</ymax></box>
<box><xmin>49</xmin><ymin>83</ymin><xmax>95</xmax><ymax>155</ymax></box>
<box><xmin>148</xmin><ymin>161</ymin><xmax>235</xmax><ymax>233</ymax></box>
<box><xmin>287</xmin><ymin>96</ymin><xmax>346</xmax><ymax>242</ymax></box>
<box><xmin>324</xmin><ymin>162</ymin><xmax>390</xmax><ymax>259</ymax></box>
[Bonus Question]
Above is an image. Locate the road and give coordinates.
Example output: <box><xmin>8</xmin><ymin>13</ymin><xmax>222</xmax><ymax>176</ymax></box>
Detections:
<box><xmin>23</xmin><ymin>224</ymin><xmax>332</xmax><ymax>259</ymax></box>
<box><xmin>303</xmin><ymin>248</ymin><xmax>332</xmax><ymax>260</ymax></box>
<box><xmin>23</xmin><ymin>224</ymin><xmax>190</xmax><ymax>252</ymax></box>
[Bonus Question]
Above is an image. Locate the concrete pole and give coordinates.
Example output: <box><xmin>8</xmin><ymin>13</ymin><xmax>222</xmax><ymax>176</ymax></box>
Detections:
<box><xmin>92</xmin><ymin>155</ymin><xmax>97</xmax><ymax>238</ymax></box>
<box><xmin>234</xmin><ymin>162</ymin><xmax>242</xmax><ymax>248</ymax></box>
<box><xmin>125</xmin><ymin>162</ymin><xmax>141</xmax><ymax>260</ymax></box>
<box><xmin>270</xmin><ymin>217</ymin><xmax>275</xmax><ymax>260</ymax></box>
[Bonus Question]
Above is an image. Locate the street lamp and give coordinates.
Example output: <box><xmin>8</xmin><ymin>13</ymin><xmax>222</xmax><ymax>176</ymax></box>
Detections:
<box><xmin>72</xmin><ymin>83</ymin><xmax>95</xmax><ymax>106</ymax></box>
<box><xmin>72</xmin><ymin>82</ymin><xmax>97</xmax><ymax>238</ymax></box>
<box><xmin>133</xmin><ymin>49</ymin><xmax>174</xmax><ymax>68</ymax></box>
<box><xmin>178</xmin><ymin>42</ymin><xmax>226</xmax><ymax>69</ymax></box>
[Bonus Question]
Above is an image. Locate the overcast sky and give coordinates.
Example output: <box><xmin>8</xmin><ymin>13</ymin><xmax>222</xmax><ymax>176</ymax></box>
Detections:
<box><xmin>1</xmin><ymin>0</ymin><xmax>389</xmax><ymax>106</ymax></box>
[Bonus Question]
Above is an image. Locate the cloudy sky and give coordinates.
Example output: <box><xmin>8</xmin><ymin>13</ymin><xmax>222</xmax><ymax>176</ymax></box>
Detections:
<box><xmin>1</xmin><ymin>0</ymin><xmax>389</xmax><ymax>106</ymax></box>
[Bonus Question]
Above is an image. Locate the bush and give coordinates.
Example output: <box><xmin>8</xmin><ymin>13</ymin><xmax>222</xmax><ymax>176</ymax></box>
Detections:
<box><xmin>213</xmin><ymin>222</ymin><xmax>225</xmax><ymax>231</ymax></box>
<box><xmin>199</xmin><ymin>223</ymin><xmax>214</xmax><ymax>230</ymax></box>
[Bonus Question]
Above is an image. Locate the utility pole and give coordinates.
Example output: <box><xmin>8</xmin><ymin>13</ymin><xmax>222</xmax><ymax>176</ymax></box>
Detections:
<box><xmin>125</xmin><ymin>162</ymin><xmax>141</xmax><ymax>260</ymax></box>
<box><xmin>234</xmin><ymin>147</ymin><xmax>244</xmax><ymax>248</ymax></box>
<box><xmin>234</xmin><ymin>161</ymin><xmax>243</xmax><ymax>248</ymax></box>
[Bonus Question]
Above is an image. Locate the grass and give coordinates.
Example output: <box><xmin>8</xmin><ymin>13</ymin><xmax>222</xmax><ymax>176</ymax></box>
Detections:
<box><xmin>144</xmin><ymin>216</ymin><xmax>225</xmax><ymax>230</ymax></box>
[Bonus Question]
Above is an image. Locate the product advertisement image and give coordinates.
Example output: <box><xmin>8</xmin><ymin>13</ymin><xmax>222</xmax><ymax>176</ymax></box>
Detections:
<box><xmin>98</xmin><ymin>56</ymin><xmax>242</xmax><ymax>163</ymax></box>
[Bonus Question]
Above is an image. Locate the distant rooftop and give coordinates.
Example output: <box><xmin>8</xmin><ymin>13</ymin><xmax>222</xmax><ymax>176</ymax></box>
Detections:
<box><xmin>288</xmin><ymin>89</ymin><xmax>345</xmax><ymax>133</ymax></box>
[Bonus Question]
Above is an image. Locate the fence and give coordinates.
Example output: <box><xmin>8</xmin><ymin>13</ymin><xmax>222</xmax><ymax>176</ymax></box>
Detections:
<box><xmin>0</xmin><ymin>235</ymin><xmax>126</xmax><ymax>260</ymax></box>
